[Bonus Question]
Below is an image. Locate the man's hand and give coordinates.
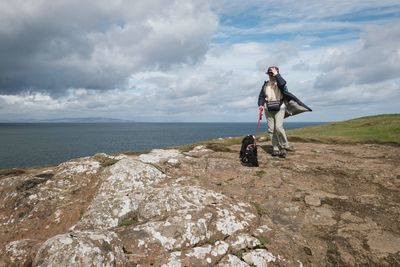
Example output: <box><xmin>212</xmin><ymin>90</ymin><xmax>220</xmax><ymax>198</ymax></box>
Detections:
<box><xmin>270</xmin><ymin>67</ymin><xmax>278</xmax><ymax>76</ymax></box>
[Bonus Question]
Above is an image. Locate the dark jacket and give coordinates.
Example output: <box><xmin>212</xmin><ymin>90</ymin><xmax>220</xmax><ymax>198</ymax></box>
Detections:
<box><xmin>258</xmin><ymin>74</ymin><xmax>312</xmax><ymax>118</ymax></box>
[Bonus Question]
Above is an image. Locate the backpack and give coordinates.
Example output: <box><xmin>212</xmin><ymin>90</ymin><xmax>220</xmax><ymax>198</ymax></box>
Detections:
<box><xmin>239</xmin><ymin>135</ymin><xmax>259</xmax><ymax>167</ymax></box>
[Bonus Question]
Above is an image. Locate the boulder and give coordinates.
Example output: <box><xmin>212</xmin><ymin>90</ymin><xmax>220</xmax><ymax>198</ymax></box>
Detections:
<box><xmin>242</xmin><ymin>249</ymin><xmax>277</xmax><ymax>267</ymax></box>
<box><xmin>1</xmin><ymin>239</ymin><xmax>40</xmax><ymax>267</ymax></box>
<box><xmin>32</xmin><ymin>230</ymin><xmax>125</xmax><ymax>267</ymax></box>
<box><xmin>118</xmin><ymin>185</ymin><xmax>258</xmax><ymax>256</ymax></box>
<box><xmin>75</xmin><ymin>158</ymin><xmax>166</xmax><ymax>230</ymax></box>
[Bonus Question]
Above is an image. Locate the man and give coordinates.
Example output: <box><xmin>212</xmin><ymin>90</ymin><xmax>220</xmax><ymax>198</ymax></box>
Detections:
<box><xmin>258</xmin><ymin>66</ymin><xmax>311</xmax><ymax>158</ymax></box>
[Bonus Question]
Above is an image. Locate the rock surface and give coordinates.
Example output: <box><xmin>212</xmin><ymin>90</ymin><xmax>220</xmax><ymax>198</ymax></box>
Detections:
<box><xmin>32</xmin><ymin>230</ymin><xmax>126</xmax><ymax>267</ymax></box>
<box><xmin>0</xmin><ymin>142</ymin><xmax>399</xmax><ymax>266</ymax></box>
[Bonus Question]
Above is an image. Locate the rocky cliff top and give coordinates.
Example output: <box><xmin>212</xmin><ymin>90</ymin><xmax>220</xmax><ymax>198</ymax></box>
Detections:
<box><xmin>0</xmin><ymin>141</ymin><xmax>399</xmax><ymax>266</ymax></box>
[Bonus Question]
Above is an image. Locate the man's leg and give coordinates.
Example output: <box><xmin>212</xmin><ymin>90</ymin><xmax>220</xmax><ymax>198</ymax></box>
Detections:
<box><xmin>274</xmin><ymin>107</ymin><xmax>290</xmax><ymax>150</ymax></box>
<box><xmin>266</xmin><ymin>111</ymin><xmax>280</xmax><ymax>153</ymax></box>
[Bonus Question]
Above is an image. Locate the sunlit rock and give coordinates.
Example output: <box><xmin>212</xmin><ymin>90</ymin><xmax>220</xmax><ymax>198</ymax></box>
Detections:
<box><xmin>32</xmin><ymin>231</ymin><xmax>125</xmax><ymax>267</ymax></box>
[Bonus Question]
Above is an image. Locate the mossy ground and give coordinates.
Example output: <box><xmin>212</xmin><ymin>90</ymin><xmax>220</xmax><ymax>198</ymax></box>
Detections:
<box><xmin>287</xmin><ymin>114</ymin><xmax>400</xmax><ymax>145</ymax></box>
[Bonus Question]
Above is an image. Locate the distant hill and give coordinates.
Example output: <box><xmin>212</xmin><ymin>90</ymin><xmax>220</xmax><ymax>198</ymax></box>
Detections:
<box><xmin>38</xmin><ymin>117</ymin><xmax>134</xmax><ymax>123</ymax></box>
<box><xmin>287</xmin><ymin>114</ymin><xmax>400</xmax><ymax>145</ymax></box>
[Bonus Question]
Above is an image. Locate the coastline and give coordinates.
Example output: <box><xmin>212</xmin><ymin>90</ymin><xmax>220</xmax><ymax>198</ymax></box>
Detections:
<box><xmin>0</xmin><ymin>122</ymin><xmax>325</xmax><ymax>170</ymax></box>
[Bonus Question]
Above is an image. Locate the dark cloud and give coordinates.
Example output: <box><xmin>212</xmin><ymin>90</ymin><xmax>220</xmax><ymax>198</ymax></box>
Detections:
<box><xmin>0</xmin><ymin>0</ymin><xmax>217</xmax><ymax>95</ymax></box>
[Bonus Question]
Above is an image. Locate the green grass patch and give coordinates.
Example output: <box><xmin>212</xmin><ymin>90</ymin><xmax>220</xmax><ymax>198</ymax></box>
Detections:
<box><xmin>206</xmin><ymin>237</ymin><xmax>217</xmax><ymax>245</ymax></box>
<box><xmin>93</xmin><ymin>154</ymin><xmax>119</xmax><ymax>167</ymax></box>
<box><xmin>121</xmin><ymin>150</ymin><xmax>147</xmax><ymax>156</ymax></box>
<box><xmin>119</xmin><ymin>211</ymin><xmax>138</xmax><ymax>227</ymax></box>
<box><xmin>288</xmin><ymin>114</ymin><xmax>400</xmax><ymax>145</ymax></box>
<box><xmin>256</xmin><ymin>236</ymin><xmax>269</xmax><ymax>247</ymax></box>
<box><xmin>119</xmin><ymin>217</ymin><xmax>136</xmax><ymax>227</ymax></box>
<box><xmin>326</xmin><ymin>241</ymin><xmax>337</xmax><ymax>254</ymax></box>
<box><xmin>235</xmin><ymin>249</ymin><xmax>246</xmax><ymax>259</ymax></box>
<box><xmin>251</xmin><ymin>202</ymin><xmax>268</xmax><ymax>217</ymax></box>
<box><xmin>255</xmin><ymin>170</ymin><xmax>266</xmax><ymax>178</ymax></box>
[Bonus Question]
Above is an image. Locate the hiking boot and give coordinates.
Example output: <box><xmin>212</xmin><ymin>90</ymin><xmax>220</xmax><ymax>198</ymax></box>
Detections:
<box><xmin>279</xmin><ymin>149</ymin><xmax>287</xmax><ymax>158</ymax></box>
<box><xmin>271</xmin><ymin>150</ymin><xmax>280</xmax><ymax>157</ymax></box>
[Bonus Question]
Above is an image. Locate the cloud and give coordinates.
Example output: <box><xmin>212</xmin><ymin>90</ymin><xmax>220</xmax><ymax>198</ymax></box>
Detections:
<box><xmin>314</xmin><ymin>22</ymin><xmax>400</xmax><ymax>91</ymax></box>
<box><xmin>0</xmin><ymin>38</ymin><xmax>267</xmax><ymax>121</ymax></box>
<box><xmin>1</xmin><ymin>0</ymin><xmax>399</xmax><ymax>122</ymax></box>
<box><xmin>309</xmin><ymin>80</ymin><xmax>400</xmax><ymax>107</ymax></box>
<box><xmin>0</xmin><ymin>0</ymin><xmax>217</xmax><ymax>94</ymax></box>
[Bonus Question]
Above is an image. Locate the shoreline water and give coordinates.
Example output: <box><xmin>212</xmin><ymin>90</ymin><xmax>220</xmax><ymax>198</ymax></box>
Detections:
<box><xmin>0</xmin><ymin>122</ymin><xmax>325</xmax><ymax>169</ymax></box>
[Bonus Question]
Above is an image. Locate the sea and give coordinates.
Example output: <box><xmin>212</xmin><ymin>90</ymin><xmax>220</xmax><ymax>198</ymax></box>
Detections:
<box><xmin>0</xmin><ymin>122</ymin><xmax>324</xmax><ymax>169</ymax></box>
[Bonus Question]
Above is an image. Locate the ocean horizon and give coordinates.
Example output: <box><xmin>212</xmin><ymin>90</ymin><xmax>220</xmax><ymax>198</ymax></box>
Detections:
<box><xmin>0</xmin><ymin>122</ymin><xmax>325</xmax><ymax>169</ymax></box>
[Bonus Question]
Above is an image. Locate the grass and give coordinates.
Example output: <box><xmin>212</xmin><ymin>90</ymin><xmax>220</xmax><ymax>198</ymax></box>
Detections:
<box><xmin>119</xmin><ymin>217</ymin><xmax>136</xmax><ymax>227</ymax></box>
<box><xmin>287</xmin><ymin>114</ymin><xmax>400</xmax><ymax>145</ymax></box>
<box><xmin>251</xmin><ymin>202</ymin><xmax>269</xmax><ymax>217</ymax></box>
<box><xmin>256</xmin><ymin>236</ymin><xmax>269</xmax><ymax>247</ymax></box>
<box><xmin>326</xmin><ymin>240</ymin><xmax>337</xmax><ymax>254</ymax></box>
<box><xmin>114</xmin><ymin>114</ymin><xmax>399</xmax><ymax>159</ymax></box>
<box><xmin>177</xmin><ymin>115</ymin><xmax>399</xmax><ymax>151</ymax></box>
<box><xmin>119</xmin><ymin>211</ymin><xmax>138</xmax><ymax>227</ymax></box>
<box><xmin>206</xmin><ymin>237</ymin><xmax>217</xmax><ymax>245</ymax></box>
<box><xmin>235</xmin><ymin>249</ymin><xmax>246</xmax><ymax>259</ymax></box>
<box><xmin>93</xmin><ymin>154</ymin><xmax>119</xmax><ymax>167</ymax></box>
<box><xmin>255</xmin><ymin>170</ymin><xmax>266</xmax><ymax>178</ymax></box>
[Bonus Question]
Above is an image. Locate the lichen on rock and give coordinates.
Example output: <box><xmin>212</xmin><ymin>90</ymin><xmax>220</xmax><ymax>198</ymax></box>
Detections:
<box><xmin>32</xmin><ymin>230</ymin><xmax>126</xmax><ymax>267</ymax></box>
<box><xmin>2</xmin><ymin>142</ymin><xmax>399</xmax><ymax>266</ymax></box>
<box><xmin>75</xmin><ymin>157</ymin><xmax>167</xmax><ymax>230</ymax></box>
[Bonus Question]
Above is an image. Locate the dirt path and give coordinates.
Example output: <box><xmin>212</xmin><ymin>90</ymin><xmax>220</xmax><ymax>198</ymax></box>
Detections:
<box><xmin>169</xmin><ymin>141</ymin><xmax>400</xmax><ymax>266</ymax></box>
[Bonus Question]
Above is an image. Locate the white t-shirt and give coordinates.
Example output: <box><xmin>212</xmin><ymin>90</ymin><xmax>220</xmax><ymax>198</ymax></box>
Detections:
<box><xmin>265</xmin><ymin>80</ymin><xmax>282</xmax><ymax>102</ymax></box>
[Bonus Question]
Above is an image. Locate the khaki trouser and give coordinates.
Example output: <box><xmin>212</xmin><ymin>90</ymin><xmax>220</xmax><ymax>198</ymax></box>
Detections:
<box><xmin>265</xmin><ymin>105</ymin><xmax>289</xmax><ymax>151</ymax></box>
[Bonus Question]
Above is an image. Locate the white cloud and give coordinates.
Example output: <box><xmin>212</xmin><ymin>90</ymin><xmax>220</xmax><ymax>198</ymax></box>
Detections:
<box><xmin>0</xmin><ymin>0</ymin><xmax>217</xmax><ymax>94</ymax></box>
<box><xmin>1</xmin><ymin>0</ymin><xmax>399</xmax><ymax>122</ymax></box>
<box><xmin>315</xmin><ymin>22</ymin><xmax>400</xmax><ymax>90</ymax></box>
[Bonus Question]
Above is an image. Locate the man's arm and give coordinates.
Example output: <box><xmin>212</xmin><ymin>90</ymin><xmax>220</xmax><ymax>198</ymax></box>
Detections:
<box><xmin>275</xmin><ymin>73</ymin><xmax>286</xmax><ymax>90</ymax></box>
<box><xmin>258</xmin><ymin>82</ymin><xmax>267</xmax><ymax>106</ymax></box>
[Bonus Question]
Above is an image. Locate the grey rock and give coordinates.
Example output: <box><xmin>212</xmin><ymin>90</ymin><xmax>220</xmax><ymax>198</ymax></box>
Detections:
<box><xmin>2</xmin><ymin>239</ymin><xmax>40</xmax><ymax>267</ymax></box>
<box><xmin>218</xmin><ymin>254</ymin><xmax>250</xmax><ymax>266</ymax></box>
<box><xmin>75</xmin><ymin>158</ymin><xmax>167</xmax><ymax>230</ymax></box>
<box><xmin>167</xmin><ymin>158</ymin><xmax>181</xmax><ymax>167</ymax></box>
<box><xmin>242</xmin><ymin>249</ymin><xmax>276</xmax><ymax>267</ymax></box>
<box><xmin>32</xmin><ymin>230</ymin><xmax>126</xmax><ymax>267</ymax></box>
<box><xmin>304</xmin><ymin>195</ymin><xmax>321</xmax><ymax>207</ymax></box>
<box><xmin>118</xmin><ymin>185</ymin><xmax>258</xmax><ymax>254</ymax></box>
<box><xmin>138</xmin><ymin>149</ymin><xmax>182</xmax><ymax>164</ymax></box>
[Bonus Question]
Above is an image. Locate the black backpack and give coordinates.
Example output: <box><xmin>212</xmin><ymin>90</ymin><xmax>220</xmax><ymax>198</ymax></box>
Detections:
<box><xmin>239</xmin><ymin>135</ymin><xmax>259</xmax><ymax>167</ymax></box>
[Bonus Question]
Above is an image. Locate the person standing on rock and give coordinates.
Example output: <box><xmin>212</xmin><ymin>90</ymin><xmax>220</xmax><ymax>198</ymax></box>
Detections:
<box><xmin>258</xmin><ymin>66</ymin><xmax>311</xmax><ymax>158</ymax></box>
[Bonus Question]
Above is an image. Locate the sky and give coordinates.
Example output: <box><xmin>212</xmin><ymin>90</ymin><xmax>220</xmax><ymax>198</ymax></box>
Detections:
<box><xmin>0</xmin><ymin>0</ymin><xmax>399</xmax><ymax>122</ymax></box>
